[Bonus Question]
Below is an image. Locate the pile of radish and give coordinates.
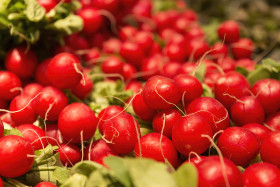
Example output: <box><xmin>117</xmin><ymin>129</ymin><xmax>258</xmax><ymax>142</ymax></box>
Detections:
<box><xmin>1</xmin><ymin>0</ymin><xmax>280</xmax><ymax>186</ymax></box>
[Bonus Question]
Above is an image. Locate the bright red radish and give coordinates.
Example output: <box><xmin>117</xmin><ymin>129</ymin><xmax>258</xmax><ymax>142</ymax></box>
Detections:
<box><xmin>122</xmin><ymin>63</ymin><xmax>137</xmax><ymax>81</ymax></box>
<box><xmin>5</xmin><ymin>46</ymin><xmax>38</xmax><ymax>79</ymax></box>
<box><xmin>217</xmin><ymin>20</ymin><xmax>240</xmax><ymax>43</ymax></box>
<box><xmin>70</xmin><ymin>74</ymin><xmax>93</xmax><ymax>100</ymax></box>
<box><xmin>235</xmin><ymin>59</ymin><xmax>256</xmax><ymax>71</ymax></box>
<box><xmin>0</xmin><ymin>120</ymin><xmax>3</xmax><ymax>137</ymax></box>
<box><xmin>58</xmin><ymin>103</ymin><xmax>98</xmax><ymax>143</ymax></box>
<box><xmin>209</xmin><ymin>42</ymin><xmax>228</xmax><ymax>60</ymax></box>
<box><xmin>119</xmin><ymin>26</ymin><xmax>137</xmax><ymax>41</ymax></box>
<box><xmin>152</xmin><ymin>108</ymin><xmax>181</xmax><ymax>138</ymax></box>
<box><xmin>37</xmin><ymin>0</ymin><xmax>56</xmax><ymax>12</ymax></box>
<box><xmin>134</xmin><ymin>133</ymin><xmax>179</xmax><ymax>168</ymax></box>
<box><xmin>34</xmin><ymin>86</ymin><xmax>68</xmax><ymax>121</ymax></box>
<box><xmin>102</xmin><ymin>112</ymin><xmax>140</xmax><ymax>154</ymax></box>
<box><xmin>217</xmin><ymin>57</ymin><xmax>236</xmax><ymax>72</ymax></box>
<box><xmin>23</xmin><ymin>83</ymin><xmax>43</xmax><ymax>97</ymax></box>
<box><xmin>45</xmin><ymin>124</ymin><xmax>63</xmax><ymax>146</ymax></box>
<box><xmin>231</xmin><ymin>38</ymin><xmax>254</xmax><ymax>59</ymax></box>
<box><xmin>243</xmin><ymin>123</ymin><xmax>271</xmax><ymax>141</ymax></box>
<box><xmin>0</xmin><ymin>71</ymin><xmax>22</xmax><ymax>101</ymax></box>
<box><xmin>0</xmin><ymin>135</ymin><xmax>34</xmax><ymax>178</ymax></box>
<box><xmin>185</xmin><ymin>39</ymin><xmax>210</xmax><ymax>60</ymax></box>
<box><xmin>140</xmin><ymin>55</ymin><xmax>163</xmax><ymax>80</ymax></box>
<box><xmin>260</xmin><ymin>131</ymin><xmax>280</xmax><ymax>168</ymax></box>
<box><xmin>58</xmin><ymin>144</ymin><xmax>81</xmax><ymax>166</ymax></box>
<box><xmin>164</xmin><ymin>42</ymin><xmax>188</xmax><ymax>62</ymax></box>
<box><xmin>172</xmin><ymin>113</ymin><xmax>213</xmax><ymax>156</ymax></box>
<box><xmin>242</xmin><ymin>162</ymin><xmax>280</xmax><ymax>187</ymax></box>
<box><xmin>142</xmin><ymin>75</ymin><xmax>182</xmax><ymax>110</ymax></box>
<box><xmin>35</xmin><ymin>59</ymin><xmax>52</xmax><ymax>86</ymax></box>
<box><xmin>120</xmin><ymin>41</ymin><xmax>145</xmax><ymax>68</ymax></box>
<box><xmin>196</xmin><ymin>156</ymin><xmax>243</xmax><ymax>187</ymax></box>
<box><xmin>101</xmin><ymin>56</ymin><xmax>124</xmax><ymax>78</ymax></box>
<box><xmin>77</xmin><ymin>8</ymin><xmax>102</xmax><ymax>35</ymax></box>
<box><xmin>160</xmin><ymin>62</ymin><xmax>181</xmax><ymax>79</ymax></box>
<box><xmin>47</xmin><ymin>52</ymin><xmax>83</xmax><ymax>89</ymax></box>
<box><xmin>125</xmin><ymin>81</ymin><xmax>142</xmax><ymax>94</ymax></box>
<box><xmin>35</xmin><ymin>182</ymin><xmax>56</xmax><ymax>187</ymax></box>
<box><xmin>265</xmin><ymin>112</ymin><xmax>280</xmax><ymax>131</ymax></box>
<box><xmin>230</xmin><ymin>96</ymin><xmax>265</xmax><ymax>126</ymax></box>
<box><xmin>217</xmin><ymin>127</ymin><xmax>260</xmax><ymax>167</ymax></box>
<box><xmin>186</xmin><ymin>97</ymin><xmax>229</xmax><ymax>133</ymax></box>
<box><xmin>252</xmin><ymin>79</ymin><xmax>280</xmax><ymax>114</ymax></box>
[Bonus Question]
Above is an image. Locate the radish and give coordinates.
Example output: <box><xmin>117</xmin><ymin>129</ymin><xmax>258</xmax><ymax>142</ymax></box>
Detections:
<box><xmin>0</xmin><ymin>135</ymin><xmax>34</xmax><ymax>178</ymax></box>
<box><xmin>260</xmin><ymin>131</ymin><xmax>280</xmax><ymax>168</ymax></box>
<box><xmin>134</xmin><ymin>133</ymin><xmax>179</xmax><ymax>168</ymax></box>
<box><xmin>179</xmin><ymin>62</ymin><xmax>196</xmax><ymax>74</ymax></box>
<box><xmin>217</xmin><ymin>57</ymin><xmax>236</xmax><ymax>73</ymax></box>
<box><xmin>35</xmin><ymin>59</ymin><xmax>52</xmax><ymax>86</ymax></box>
<box><xmin>58</xmin><ymin>144</ymin><xmax>82</xmax><ymax>166</ymax></box>
<box><xmin>243</xmin><ymin>123</ymin><xmax>271</xmax><ymax>141</ymax></box>
<box><xmin>5</xmin><ymin>46</ymin><xmax>38</xmax><ymax>79</ymax></box>
<box><xmin>251</xmin><ymin>79</ymin><xmax>280</xmax><ymax>114</ymax></box>
<box><xmin>142</xmin><ymin>75</ymin><xmax>182</xmax><ymax>110</ymax></box>
<box><xmin>122</xmin><ymin>63</ymin><xmax>137</xmax><ymax>81</ymax></box>
<box><xmin>160</xmin><ymin>62</ymin><xmax>181</xmax><ymax>79</ymax></box>
<box><xmin>184</xmin><ymin>26</ymin><xmax>205</xmax><ymax>41</ymax></box>
<box><xmin>17</xmin><ymin>124</ymin><xmax>48</xmax><ymax>150</ymax></box>
<box><xmin>140</xmin><ymin>55</ymin><xmax>163</xmax><ymax>80</ymax></box>
<box><xmin>173</xmin><ymin>74</ymin><xmax>203</xmax><ymax>103</ymax></box>
<box><xmin>230</xmin><ymin>96</ymin><xmax>265</xmax><ymax>126</ymax></box>
<box><xmin>214</xmin><ymin>71</ymin><xmax>250</xmax><ymax>110</ymax></box>
<box><xmin>185</xmin><ymin>39</ymin><xmax>210</xmax><ymax>60</ymax></box>
<box><xmin>265</xmin><ymin>112</ymin><xmax>280</xmax><ymax>131</ymax></box>
<box><xmin>103</xmin><ymin>38</ymin><xmax>122</xmax><ymax>54</ymax></box>
<box><xmin>134</xmin><ymin>31</ymin><xmax>153</xmax><ymax>53</ymax></box>
<box><xmin>35</xmin><ymin>182</ymin><xmax>57</xmax><ymax>187</ymax></box>
<box><xmin>94</xmin><ymin>152</ymin><xmax>119</xmax><ymax>168</ymax></box>
<box><xmin>0</xmin><ymin>119</ymin><xmax>3</xmax><ymax>137</ymax></box>
<box><xmin>217</xmin><ymin>127</ymin><xmax>260</xmax><ymax>167</ymax></box>
<box><xmin>172</xmin><ymin>113</ymin><xmax>213</xmax><ymax>156</ymax></box>
<box><xmin>37</xmin><ymin>0</ymin><xmax>57</xmax><ymax>12</ymax></box>
<box><xmin>186</xmin><ymin>97</ymin><xmax>230</xmax><ymax>133</ymax></box>
<box><xmin>119</xmin><ymin>26</ymin><xmax>137</xmax><ymax>41</ymax></box>
<box><xmin>209</xmin><ymin>42</ymin><xmax>228</xmax><ymax>61</ymax></box>
<box><xmin>34</xmin><ymin>86</ymin><xmax>68</xmax><ymax>121</ymax></box>
<box><xmin>242</xmin><ymin>162</ymin><xmax>280</xmax><ymax>187</ymax></box>
<box><xmin>0</xmin><ymin>178</ymin><xmax>3</xmax><ymax>187</ymax></box>
<box><xmin>102</xmin><ymin>112</ymin><xmax>140</xmax><ymax>154</ymax></box>
<box><xmin>125</xmin><ymin>81</ymin><xmax>142</xmax><ymax>94</ymax></box>
<box><xmin>23</xmin><ymin>83</ymin><xmax>43</xmax><ymax>97</ymax></box>
<box><xmin>92</xmin><ymin>0</ymin><xmax>119</xmax><ymax>14</ymax></box>
<box><xmin>196</xmin><ymin>156</ymin><xmax>243</xmax><ymax>187</ymax></box>
<box><xmin>164</xmin><ymin>42</ymin><xmax>188</xmax><ymax>62</ymax></box>
<box><xmin>120</xmin><ymin>41</ymin><xmax>145</xmax><ymax>68</ymax></box>
<box><xmin>0</xmin><ymin>71</ymin><xmax>22</xmax><ymax>101</ymax></box>
<box><xmin>231</xmin><ymin>38</ymin><xmax>254</xmax><ymax>59</ymax></box>
<box><xmin>152</xmin><ymin>108</ymin><xmax>181</xmax><ymax>138</ymax></box>
<box><xmin>217</xmin><ymin>20</ymin><xmax>240</xmax><ymax>43</ymax></box>
<box><xmin>101</xmin><ymin>56</ymin><xmax>124</xmax><ymax>79</ymax></box>
<box><xmin>77</xmin><ymin>8</ymin><xmax>103</xmax><ymax>35</ymax></box>
<box><xmin>45</xmin><ymin>124</ymin><xmax>63</xmax><ymax>146</ymax></box>
<box><xmin>235</xmin><ymin>59</ymin><xmax>256</xmax><ymax>71</ymax></box>
<box><xmin>0</xmin><ymin>100</ymin><xmax>8</xmax><ymax>114</ymax></box>
<box><xmin>70</xmin><ymin>74</ymin><xmax>93</xmax><ymax>100</ymax></box>
<box><xmin>58</xmin><ymin>103</ymin><xmax>98</xmax><ymax>143</ymax></box>
<box><xmin>0</xmin><ymin>113</ymin><xmax>16</xmax><ymax>128</ymax></box>
<box><xmin>64</xmin><ymin>34</ymin><xmax>89</xmax><ymax>51</ymax></box>
<box><xmin>47</xmin><ymin>52</ymin><xmax>83</xmax><ymax>89</ymax></box>
<box><xmin>83</xmin><ymin>48</ymin><xmax>101</xmax><ymax>65</ymax></box>
<box><xmin>132</xmin><ymin>91</ymin><xmax>157</xmax><ymax>121</ymax></box>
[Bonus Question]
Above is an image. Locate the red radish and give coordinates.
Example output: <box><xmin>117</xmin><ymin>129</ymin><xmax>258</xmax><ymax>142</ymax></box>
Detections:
<box><xmin>83</xmin><ymin>48</ymin><xmax>100</xmax><ymax>65</ymax></box>
<box><xmin>140</xmin><ymin>55</ymin><xmax>163</xmax><ymax>80</ymax></box>
<box><xmin>186</xmin><ymin>97</ymin><xmax>229</xmax><ymax>134</ymax></box>
<box><xmin>214</xmin><ymin>71</ymin><xmax>250</xmax><ymax>110</ymax></box>
<box><xmin>252</xmin><ymin>79</ymin><xmax>280</xmax><ymax>114</ymax></box>
<box><xmin>10</xmin><ymin>94</ymin><xmax>38</xmax><ymax>125</ymax></box>
<box><xmin>172</xmin><ymin>113</ymin><xmax>213</xmax><ymax>156</ymax></box>
<box><xmin>17</xmin><ymin>124</ymin><xmax>48</xmax><ymax>150</ymax></box>
<box><xmin>34</xmin><ymin>86</ymin><xmax>68</xmax><ymax>121</ymax></box>
<box><xmin>185</xmin><ymin>156</ymin><xmax>207</xmax><ymax>166</ymax></box>
<box><xmin>179</xmin><ymin>62</ymin><xmax>196</xmax><ymax>74</ymax></box>
<box><xmin>153</xmin><ymin>11</ymin><xmax>179</xmax><ymax>31</ymax></box>
<box><xmin>160</xmin><ymin>62</ymin><xmax>181</xmax><ymax>79</ymax></box>
<box><xmin>102</xmin><ymin>38</ymin><xmax>122</xmax><ymax>54</ymax></box>
<box><xmin>97</xmin><ymin>105</ymin><xmax>123</xmax><ymax>134</ymax></box>
<box><xmin>122</xmin><ymin>63</ymin><xmax>137</xmax><ymax>81</ymax></box>
<box><xmin>58</xmin><ymin>103</ymin><xmax>98</xmax><ymax>143</ymax></box>
<box><xmin>0</xmin><ymin>71</ymin><xmax>22</xmax><ymax>101</ymax></box>
<box><xmin>217</xmin><ymin>57</ymin><xmax>236</xmax><ymax>72</ymax></box>
<box><xmin>134</xmin><ymin>133</ymin><xmax>179</xmax><ymax>168</ymax></box>
<box><xmin>174</xmin><ymin>74</ymin><xmax>203</xmax><ymax>103</ymax></box>
<box><xmin>217</xmin><ymin>127</ymin><xmax>260</xmax><ymax>167</ymax></box>
<box><xmin>102</xmin><ymin>112</ymin><xmax>140</xmax><ymax>154</ymax></box>
<box><xmin>0</xmin><ymin>120</ymin><xmax>3</xmax><ymax>137</ymax></box>
<box><xmin>217</xmin><ymin>20</ymin><xmax>240</xmax><ymax>43</ymax></box>
<box><xmin>45</xmin><ymin>124</ymin><xmax>63</xmax><ymax>146</ymax></box>
<box><xmin>242</xmin><ymin>162</ymin><xmax>280</xmax><ymax>187</ymax></box>
<box><xmin>142</xmin><ymin>75</ymin><xmax>182</xmax><ymax>110</ymax></box>
<box><xmin>35</xmin><ymin>59</ymin><xmax>52</xmax><ymax>86</ymax></box>
<box><xmin>243</xmin><ymin>123</ymin><xmax>271</xmax><ymax>141</ymax></box>
<box><xmin>23</xmin><ymin>83</ymin><xmax>43</xmax><ymax>97</ymax></box>
<box><xmin>47</xmin><ymin>52</ymin><xmax>83</xmax><ymax>89</ymax></box>
<box><xmin>265</xmin><ymin>112</ymin><xmax>280</xmax><ymax>131</ymax></box>
<box><xmin>71</xmin><ymin>74</ymin><xmax>93</xmax><ymax>100</ymax></box>
<box><xmin>260</xmin><ymin>131</ymin><xmax>280</xmax><ymax>168</ymax></box>
<box><xmin>119</xmin><ymin>26</ymin><xmax>137</xmax><ymax>41</ymax></box>
<box><xmin>58</xmin><ymin>144</ymin><xmax>81</xmax><ymax>166</ymax></box>
<box><xmin>209</xmin><ymin>42</ymin><xmax>228</xmax><ymax>60</ymax></box>
<box><xmin>77</xmin><ymin>8</ymin><xmax>102</xmax><ymax>35</ymax></box>
<box><xmin>196</xmin><ymin>156</ymin><xmax>243</xmax><ymax>187</ymax></box>
<box><xmin>164</xmin><ymin>42</ymin><xmax>188</xmax><ymax>62</ymax></box>
<box><xmin>120</xmin><ymin>41</ymin><xmax>144</xmax><ymax>68</ymax></box>
<box><xmin>101</xmin><ymin>56</ymin><xmax>124</xmax><ymax>78</ymax></box>
<box><xmin>64</xmin><ymin>34</ymin><xmax>89</xmax><ymax>51</ymax></box>
<box><xmin>0</xmin><ymin>113</ymin><xmax>16</xmax><ymax>128</ymax></box>
<box><xmin>132</xmin><ymin>91</ymin><xmax>157</xmax><ymax>121</ymax></box>
<box><xmin>35</xmin><ymin>182</ymin><xmax>57</xmax><ymax>187</ymax></box>
<box><xmin>185</xmin><ymin>39</ymin><xmax>210</xmax><ymax>60</ymax></box>
<box><xmin>230</xmin><ymin>96</ymin><xmax>265</xmax><ymax>126</ymax></box>
<box><xmin>185</xmin><ymin>26</ymin><xmax>205</xmax><ymax>41</ymax></box>
<box><xmin>0</xmin><ymin>135</ymin><xmax>34</xmax><ymax>178</ymax></box>
<box><xmin>182</xmin><ymin>9</ymin><xmax>197</xmax><ymax>21</ymax></box>
<box><xmin>125</xmin><ymin>81</ymin><xmax>142</xmax><ymax>94</ymax></box>
<box><xmin>37</xmin><ymin>0</ymin><xmax>57</xmax><ymax>12</ymax></box>
<box><xmin>0</xmin><ymin>178</ymin><xmax>3</xmax><ymax>187</ymax></box>
<box><xmin>235</xmin><ymin>59</ymin><xmax>256</xmax><ymax>71</ymax></box>
<box><xmin>231</xmin><ymin>38</ymin><xmax>254</xmax><ymax>59</ymax></box>
<box><xmin>134</xmin><ymin>31</ymin><xmax>153</xmax><ymax>53</ymax></box>
<box><xmin>92</xmin><ymin>0</ymin><xmax>119</xmax><ymax>13</ymax></box>
<box><xmin>91</xmin><ymin>32</ymin><xmax>109</xmax><ymax>49</ymax></box>
<box><xmin>152</xmin><ymin>108</ymin><xmax>181</xmax><ymax>138</ymax></box>
<box><xmin>5</xmin><ymin>46</ymin><xmax>38</xmax><ymax>79</ymax></box>
<box><xmin>0</xmin><ymin>99</ymin><xmax>8</xmax><ymax>113</ymax></box>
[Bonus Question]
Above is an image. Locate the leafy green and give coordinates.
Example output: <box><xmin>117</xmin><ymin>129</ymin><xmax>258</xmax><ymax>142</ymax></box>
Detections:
<box><xmin>193</xmin><ymin>62</ymin><xmax>206</xmax><ymax>82</ymax></box>
<box><xmin>4</xmin><ymin>128</ymin><xmax>23</xmax><ymax>137</ymax></box>
<box><xmin>173</xmin><ymin>163</ymin><xmax>198</xmax><ymax>187</ymax></box>
<box><xmin>61</xmin><ymin>173</ymin><xmax>87</xmax><ymax>187</ymax></box>
<box><xmin>71</xmin><ymin>161</ymin><xmax>103</xmax><ymax>177</ymax></box>
<box><xmin>24</xmin><ymin>0</ymin><xmax>45</xmax><ymax>22</ymax></box>
<box><xmin>202</xmin><ymin>83</ymin><xmax>214</xmax><ymax>98</ymax></box>
<box><xmin>49</xmin><ymin>14</ymin><xmax>83</xmax><ymax>35</ymax></box>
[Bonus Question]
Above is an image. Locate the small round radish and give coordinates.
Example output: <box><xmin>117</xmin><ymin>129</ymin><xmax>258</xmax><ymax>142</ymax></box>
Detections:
<box><xmin>184</xmin><ymin>26</ymin><xmax>204</xmax><ymax>40</ymax></box>
<box><xmin>196</xmin><ymin>156</ymin><xmax>243</xmax><ymax>187</ymax></box>
<box><xmin>214</xmin><ymin>71</ymin><xmax>250</xmax><ymax>110</ymax></box>
<box><xmin>164</xmin><ymin>42</ymin><xmax>188</xmax><ymax>62</ymax></box>
<box><xmin>217</xmin><ymin>127</ymin><xmax>260</xmax><ymax>167</ymax></box>
<box><xmin>134</xmin><ymin>31</ymin><xmax>153</xmax><ymax>53</ymax></box>
<box><xmin>45</xmin><ymin>124</ymin><xmax>63</xmax><ymax>146</ymax></box>
<box><xmin>101</xmin><ymin>56</ymin><xmax>124</xmax><ymax>78</ymax></box>
<box><xmin>34</xmin><ymin>86</ymin><xmax>68</xmax><ymax>121</ymax></box>
<box><xmin>17</xmin><ymin>124</ymin><xmax>48</xmax><ymax>150</ymax></box>
<box><xmin>102</xmin><ymin>38</ymin><xmax>122</xmax><ymax>54</ymax></box>
<box><xmin>92</xmin><ymin>0</ymin><xmax>119</xmax><ymax>13</ymax></box>
<box><xmin>5</xmin><ymin>46</ymin><xmax>38</xmax><ymax>79</ymax></box>
<box><xmin>179</xmin><ymin>62</ymin><xmax>196</xmax><ymax>74</ymax></box>
<box><xmin>64</xmin><ymin>34</ymin><xmax>89</xmax><ymax>51</ymax></box>
<box><xmin>230</xmin><ymin>96</ymin><xmax>265</xmax><ymax>126</ymax></box>
<box><xmin>58</xmin><ymin>103</ymin><xmax>98</xmax><ymax>143</ymax></box>
<box><xmin>0</xmin><ymin>135</ymin><xmax>34</xmax><ymax>178</ymax></box>
<box><xmin>217</xmin><ymin>20</ymin><xmax>240</xmax><ymax>43</ymax></box>
<box><xmin>186</xmin><ymin>97</ymin><xmax>230</xmax><ymax>133</ymax></box>
<box><xmin>142</xmin><ymin>75</ymin><xmax>181</xmax><ymax>110</ymax></box>
<box><xmin>173</xmin><ymin>74</ymin><xmax>203</xmax><ymax>103</ymax></box>
<box><xmin>160</xmin><ymin>62</ymin><xmax>181</xmax><ymax>79</ymax></box>
<box><xmin>77</xmin><ymin>8</ymin><xmax>102</xmax><ymax>35</ymax></box>
<box><xmin>260</xmin><ymin>131</ymin><xmax>280</xmax><ymax>168</ymax></box>
<box><xmin>0</xmin><ymin>119</ymin><xmax>3</xmax><ymax>137</ymax></box>
<box><xmin>58</xmin><ymin>144</ymin><xmax>81</xmax><ymax>166</ymax></box>
<box><xmin>0</xmin><ymin>113</ymin><xmax>16</xmax><ymax>128</ymax></box>
<box><xmin>122</xmin><ymin>63</ymin><xmax>137</xmax><ymax>81</ymax></box>
<box><xmin>152</xmin><ymin>108</ymin><xmax>181</xmax><ymax>138</ymax></box>
<box><xmin>35</xmin><ymin>59</ymin><xmax>52</xmax><ymax>86</ymax></box>
<box><xmin>185</xmin><ymin>39</ymin><xmax>210</xmax><ymax>60</ymax></box>
<box><xmin>47</xmin><ymin>52</ymin><xmax>83</xmax><ymax>89</ymax></box>
<box><xmin>134</xmin><ymin>133</ymin><xmax>179</xmax><ymax>168</ymax></box>
<box><xmin>120</xmin><ymin>41</ymin><xmax>144</xmax><ymax>68</ymax></box>
<box><xmin>217</xmin><ymin>57</ymin><xmax>236</xmax><ymax>73</ymax></box>
<box><xmin>119</xmin><ymin>26</ymin><xmax>137</xmax><ymax>41</ymax></box>
<box><xmin>242</xmin><ymin>162</ymin><xmax>280</xmax><ymax>187</ymax></box>
<box><xmin>71</xmin><ymin>74</ymin><xmax>93</xmax><ymax>100</ymax></box>
<box><xmin>172</xmin><ymin>113</ymin><xmax>213</xmax><ymax>156</ymax></box>
<box><xmin>0</xmin><ymin>71</ymin><xmax>22</xmax><ymax>101</ymax></box>
<box><xmin>102</xmin><ymin>112</ymin><xmax>140</xmax><ymax>154</ymax></box>
<box><xmin>209</xmin><ymin>42</ymin><xmax>228</xmax><ymax>60</ymax></box>
<box><xmin>125</xmin><ymin>81</ymin><xmax>142</xmax><ymax>94</ymax></box>
<box><xmin>231</xmin><ymin>38</ymin><xmax>254</xmax><ymax>59</ymax></box>
<box><xmin>140</xmin><ymin>55</ymin><xmax>163</xmax><ymax>80</ymax></box>
<box><xmin>37</xmin><ymin>0</ymin><xmax>57</xmax><ymax>12</ymax></box>
<box><xmin>235</xmin><ymin>59</ymin><xmax>256</xmax><ymax>71</ymax></box>
<box><xmin>252</xmin><ymin>79</ymin><xmax>280</xmax><ymax>114</ymax></box>
<box><xmin>265</xmin><ymin>112</ymin><xmax>280</xmax><ymax>131</ymax></box>
<box><xmin>23</xmin><ymin>83</ymin><xmax>43</xmax><ymax>97</ymax></box>
<box><xmin>132</xmin><ymin>91</ymin><xmax>157</xmax><ymax>121</ymax></box>
<box><xmin>35</xmin><ymin>181</ymin><xmax>57</xmax><ymax>187</ymax></box>
<box><xmin>83</xmin><ymin>48</ymin><xmax>100</xmax><ymax>65</ymax></box>
<box><xmin>243</xmin><ymin>123</ymin><xmax>271</xmax><ymax>141</ymax></box>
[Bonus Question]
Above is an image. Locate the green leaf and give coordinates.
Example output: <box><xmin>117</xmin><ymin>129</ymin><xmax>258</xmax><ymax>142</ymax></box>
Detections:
<box><xmin>173</xmin><ymin>163</ymin><xmax>198</xmax><ymax>187</ymax></box>
<box><xmin>4</xmin><ymin>128</ymin><xmax>23</xmax><ymax>137</ymax></box>
<box><xmin>86</xmin><ymin>168</ymin><xmax>123</xmax><ymax>187</ymax></box>
<box><xmin>53</xmin><ymin>167</ymin><xmax>70</xmax><ymax>184</ymax></box>
<box><xmin>0</xmin><ymin>0</ymin><xmax>11</xmax><ymax>11</ymax></box>
<box><xmin>237</xmin><ymin>166</ymin><xmax>245</xmax><ymax>173</ymax></box>
<box><xmin>61</xmin><ymin>173</ymin><xmax>87</xmax><ymax>187</ymax></box>
<box><xmin>50</xmin><ymin>14</ymin><xmax>83</xmax><ymax>35</ymax></box>
<box><xmin>202</xmin><ymin>83</ymin><xmax>214</xmax><ymax>98</ymax></box>
<box><xmin>71</xmin><ymin>161</ymin><xmax>104</xmax><ymax>177</ymax></box>
<box><xmin>24</xmin><ymin>0</ymin><xmax>45</xmax><ymax>22</ymax></box>
<box><xmin>193</xmin><ymin>62</ymin><xmax>206</xmax><ymax>82</ymax></box>
<box><xmin>26</xmin><ymin>166</ymin><xmax>58</xmax><ymax>186</ymax></box>
<box><xmin>247</xmin><ymin>67</ymin><xmax>271</xmax><ymax>86</ymax></box>
<box><xmin>33</xmin><ymin>145</ymin><xmax>59</xmax><ymax>167</ymax></box>
<box><xmin>235</xmin><ymin>66</ymin><xmax>250</xmax><ymax>77</ymax></box>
